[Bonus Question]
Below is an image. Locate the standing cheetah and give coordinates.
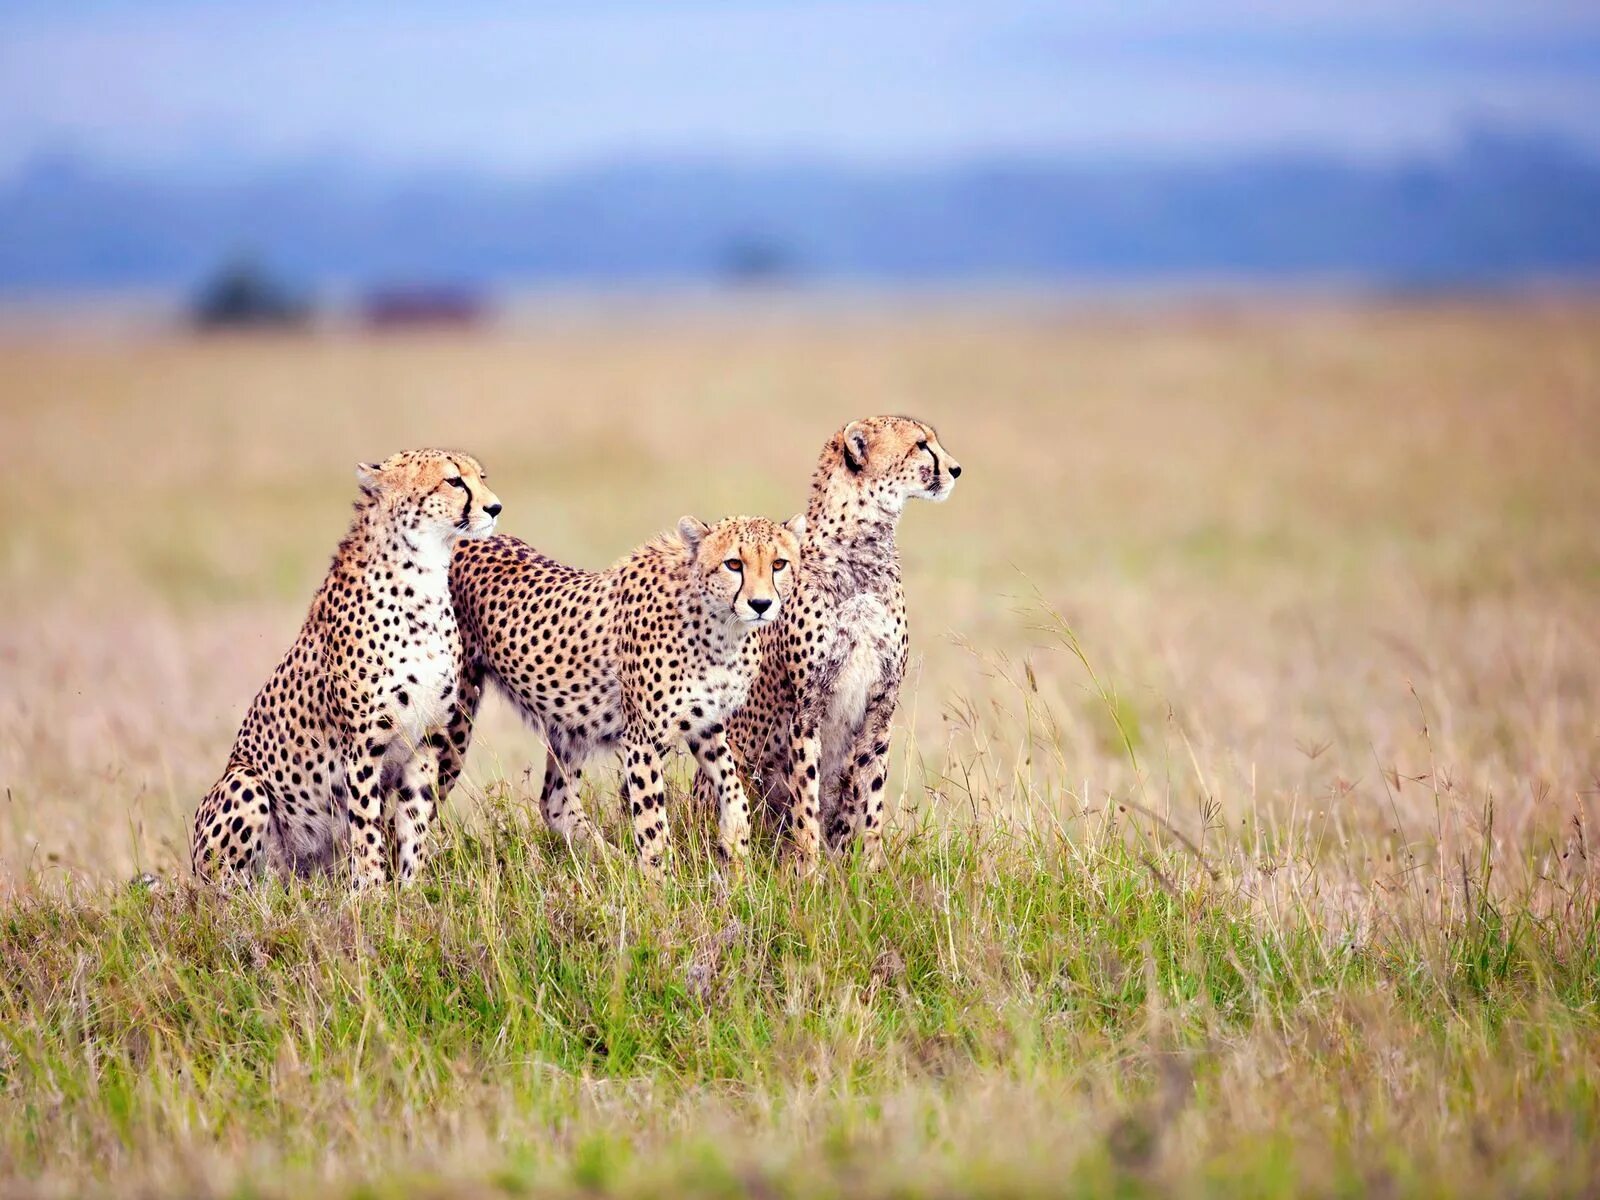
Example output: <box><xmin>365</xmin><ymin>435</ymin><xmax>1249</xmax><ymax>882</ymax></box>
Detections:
<box><xmin>190</xmin><ymin>450</ymin><xmax>502</xmax><ymax>891</ymax></box>
<box><xmin>442</xmin><ymin>514</ymin><xmax>804</xmax><ymax>874</ymax></box>
<box><xmin>713</xmin><ymin>416</ymin><xmax>961</xmax><ymax>868</ymax></box>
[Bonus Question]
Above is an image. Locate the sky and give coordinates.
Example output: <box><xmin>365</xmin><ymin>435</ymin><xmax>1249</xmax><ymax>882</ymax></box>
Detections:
<box><xmin>1</xmin><ymin>0</ymin><xmax>1598</xmax><ymax>178</ymax></box>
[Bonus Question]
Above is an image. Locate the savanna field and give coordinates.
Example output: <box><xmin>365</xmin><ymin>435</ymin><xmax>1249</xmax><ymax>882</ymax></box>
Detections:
<box><xmin>1</xmin><ymin>301</ymin><xmax>1598</xmax><ymax>1197</ymax></box>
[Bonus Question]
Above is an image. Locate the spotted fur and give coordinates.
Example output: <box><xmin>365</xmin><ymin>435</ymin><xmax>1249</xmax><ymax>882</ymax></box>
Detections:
<box><xmin>443</xmin><ymin>514</ymin><xmax>804</xmax><ymax>875</ymax></box>
<box><xmin>711</xmin><ymin>416</ymin><xmax>961</xmax><ymax>868</ymax></box>
<box><xmin>189</xmin><ymin>449</ymin><xmax>502</xmax><ymax>892</ymax></box>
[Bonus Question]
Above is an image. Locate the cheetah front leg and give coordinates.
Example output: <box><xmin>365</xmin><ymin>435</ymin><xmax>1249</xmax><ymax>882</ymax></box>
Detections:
<box><xmin>346</xmin><ymin>731</ymin><xmax>391</xmax><ymax>894</ymax></box>
<box><xmin>690</xmin><ymin>724</ymin><xmax>751</xmax><ymax>869</ymax></box>
<box><xmin>622</xmin><ymin>737</ymin><xmax>671</xmax><ymax>878</ymax></box>
<box><xmin>830</xmin><ymin>689</ymin><xmax>897</xmax><ymax>868</ymax></box>
<box><xmin>435</xmin><ymin>656</ymin><xmax>484</xmax><ymax>801</ymax></box>
<box><xmin>787</xmin><ymin>708</ymin><xmax>824</xmax><ymax>870</ymax></box>
<box><xmin>391</xmin><ymin>738</ymin><xmax>444</xmax><ymax>887</ymax></box>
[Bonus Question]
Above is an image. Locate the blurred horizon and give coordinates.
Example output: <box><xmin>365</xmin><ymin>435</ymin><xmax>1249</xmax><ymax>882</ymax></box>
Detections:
<box><xmin>3</xmin><ymin>0</ymin><xmax>1598</xmax><ymax>297</ymax></box>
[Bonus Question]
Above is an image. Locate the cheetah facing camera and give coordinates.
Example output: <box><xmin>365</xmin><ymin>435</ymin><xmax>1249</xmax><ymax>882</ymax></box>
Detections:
<box><xmin>444</xmin><ymin>513</ymin><xmax>805</xmax><ymax>875</ymax></box>
<box><xmin>190</xmin><ymin>449</ymin><xmax>503</xmax><ymax>892</ymax></box>
<box><xmin>713</xmin><ymin>415</ymin><xmax>961</xmax><ymax>868</ymax></box>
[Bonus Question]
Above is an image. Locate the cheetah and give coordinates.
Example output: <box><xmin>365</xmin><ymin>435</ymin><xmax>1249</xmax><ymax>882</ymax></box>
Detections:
<box><xmin>190</xmin><ymin>450</ymin><xmax>503</xmax><ymax>892</ymax></box>
<box><xmin>442</xmin><ymin>514</ymin><xmax>804</xmax><ymax>875</ymax></box>
<box><xmin>710</xmin><ymin>416</ymin><xmax>961</xmax><ymax>868</ymax></box>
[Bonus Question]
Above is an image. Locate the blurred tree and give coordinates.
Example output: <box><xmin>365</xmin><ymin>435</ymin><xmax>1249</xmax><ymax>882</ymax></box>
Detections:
<box><xmin>719</xmin><ymin>235</ymin><xmax>796</xmax><ymax>286</ymax></box>
<box><xmin>191</xmin><ymin>257</ymin><xmax>309</xmax><ymax>330</ymax></box>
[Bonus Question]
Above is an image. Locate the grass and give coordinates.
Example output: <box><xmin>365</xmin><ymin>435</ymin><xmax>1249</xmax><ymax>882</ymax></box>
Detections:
<box><xmin>5</xmin><ymin>793</ymin><xmax>1599</xmax><ymax>1197</ymax></box>
<box><xmin>2</xmin><ymin>300</ymin><xmax>1599</xmax><ymax>1195</ymax></box>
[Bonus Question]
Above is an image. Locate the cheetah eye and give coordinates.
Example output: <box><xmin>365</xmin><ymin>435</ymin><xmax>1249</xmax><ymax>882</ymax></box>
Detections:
<box><xmin>773</xmin><ymin>559</ymin><xmax>788</xmax><ymax>571</ymax></box>
<box><xmin>724</xmin><ymin>558</ymin><xmax>743</xmax><ymax>572</ymax></box>
<box><xmin>445</xmin><ymin>476</ymin><xmax>467</xmax><ymax>490</ymax></box>
<box><xmin>916</xmin><ymin>440</ymin><xmax>929</xmax><ymax>451</ymax></box>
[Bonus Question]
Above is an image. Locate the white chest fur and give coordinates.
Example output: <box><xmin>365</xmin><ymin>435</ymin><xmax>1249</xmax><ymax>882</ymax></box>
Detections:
<box><xmin>385</xmin><ymin>633</ymin><xmax>457</xmax><ymax>742</ymax></box>
<box><xmin>669</xmin><ymin>653</ymin><xmax>754</xmax><ymax>739</ymax></box>
<box><xmin>367</xmin><ymin>556</ymin><xmax>458</xmax><ymax>745</ymax></box>
<box><xmin>819</xmin><ymin>593</ymin><xmax>898</xmax><ymax>789</ymax></box>
<box><xmin>701</xmin><ymin>658</ymin><xmax>754</xmax><ymax>716</ymax></box>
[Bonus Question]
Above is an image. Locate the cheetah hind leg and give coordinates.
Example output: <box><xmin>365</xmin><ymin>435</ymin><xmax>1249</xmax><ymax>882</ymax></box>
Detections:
<box><xmin>688</xmin><ymin>767</ymin><xmax>719</xmax><ymax>822</ymax></box>
<box><xmin>540</xmin><ymin>748</ymin><xmax>602</xmax><ymax>852</ymax></box>
<box><xmin>190</xmin><ymin>765</ymin><xmax>272</xmax><ymax>885</ymax></box>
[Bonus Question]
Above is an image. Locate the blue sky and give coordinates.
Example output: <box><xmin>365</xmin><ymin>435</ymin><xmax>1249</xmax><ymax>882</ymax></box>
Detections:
<box><xmin>2</xmin><ymin>0</ymin><xmax>1598</xmax><ymax>177</ymax></box>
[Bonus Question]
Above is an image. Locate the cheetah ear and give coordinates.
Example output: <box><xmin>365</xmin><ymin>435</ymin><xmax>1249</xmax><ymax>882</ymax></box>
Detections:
<box><xmin>841</xmin><ymin>421</ymin><xmax>871</xmax><ymax>473</ymax></box>
<box><xmin>356</xmin><ymin>461</ymin><xmax>383</xmax><ymax>495</ymax></box>
<box><xmin>784</xmin><ymin>513</ymin><xmax>807</xmax><ymax>539</ymax></box>
<box><xmin>677</xmin><ymin>515</ymin><xmax>710</xmax><ymax>552</ymax></box>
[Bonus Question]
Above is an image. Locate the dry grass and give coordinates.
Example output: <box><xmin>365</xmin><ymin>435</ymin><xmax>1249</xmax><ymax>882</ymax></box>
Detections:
<box><xmin>1</xmin><ymin>300</ymin><xmax>1598</xmax><ymax>1196</ymax></box>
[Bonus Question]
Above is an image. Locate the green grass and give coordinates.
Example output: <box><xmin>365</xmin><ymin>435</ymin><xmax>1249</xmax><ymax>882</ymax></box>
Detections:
<box><xmin>3</xmin><ymin>794</ymin><xmax>1598</xmax><ymax>1199</ymax></box>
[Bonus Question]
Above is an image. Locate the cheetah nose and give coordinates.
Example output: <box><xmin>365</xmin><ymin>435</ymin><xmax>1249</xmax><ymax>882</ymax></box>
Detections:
<box><xmin>484</xmin><ymin>503</ymin><xmax>503</xmax><ymax>518</ymax></box>
<box><xmin>949</xmin><ymin>463</ymin><xmax>962</xmax><ymax>478</ymax></box>
<box><xmin>748</xmin><ymin>597</ymin><xmax>772</xmax><ymax>615</ymax></box>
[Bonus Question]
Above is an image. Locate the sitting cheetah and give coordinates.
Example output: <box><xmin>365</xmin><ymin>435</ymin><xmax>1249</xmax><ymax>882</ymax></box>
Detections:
<box><xmin>443</xmin><ymin>514</ymin><xmax>804</xmax><ymax>874</ymax></box>
<box><xmin>190</xmin><ymin>450</ymin><xmax>502</xmax><ymax>891</ymax></box>
<box><xmin>712</xmin><ymin>416</ymin><xmax>961</xmax><ymax>868</ymax></box>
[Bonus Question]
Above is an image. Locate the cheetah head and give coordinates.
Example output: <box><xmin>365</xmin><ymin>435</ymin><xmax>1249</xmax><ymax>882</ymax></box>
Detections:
<box><xmin>834</xmin><ymin>415</ymin><xmax>962</xmax><ymax>507</ymax></box>
<box><xmin>677</xmin><ymin>514</ymin><xmax>805</xmax><ymax>626</ymax></box>
<box><xmin>356</xmin><ymin>449</ymin><xmax>503</xmax><ymax>543</ymax></box>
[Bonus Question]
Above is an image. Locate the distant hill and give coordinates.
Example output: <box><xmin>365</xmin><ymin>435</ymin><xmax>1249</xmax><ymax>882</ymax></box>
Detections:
<box><xmin>2</xmin><ymin>129</ymin><xmax>1597</xmax><ymax>292</ymax></box>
